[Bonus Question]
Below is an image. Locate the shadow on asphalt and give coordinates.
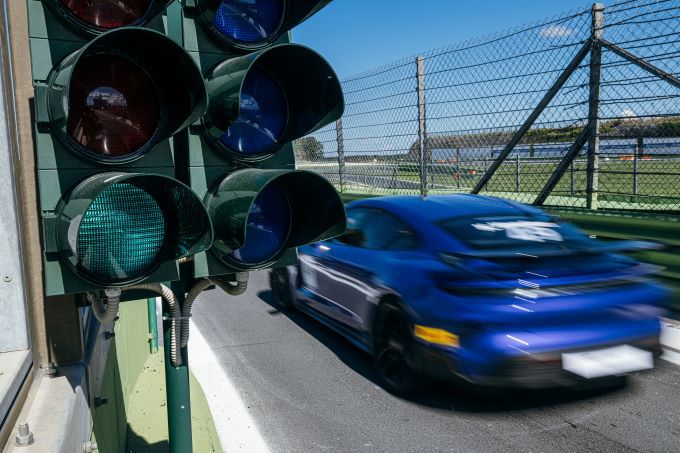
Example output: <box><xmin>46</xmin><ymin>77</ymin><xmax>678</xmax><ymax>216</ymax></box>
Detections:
<box><xmin>256</xmin><ymin>289</ymin><xmax>629</xmax><ymax>414</ymax></box>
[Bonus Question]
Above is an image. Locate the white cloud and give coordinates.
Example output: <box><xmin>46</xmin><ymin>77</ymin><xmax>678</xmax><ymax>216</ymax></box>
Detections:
<box><xmin>539</xmin><ymin>25</ymin><xmax>577</xmax><ymax>38</ymax></box>
<box><xmin>621</xmin><ymin>108</ymin><xmax>637</xmax><ymax>118</ymax></box>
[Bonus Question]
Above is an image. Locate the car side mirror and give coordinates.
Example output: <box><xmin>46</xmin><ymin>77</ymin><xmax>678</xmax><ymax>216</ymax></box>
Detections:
<box><xmin>341</xmin><ymin>229</ymin><xmax>364</xmax><ymax>247</ymax></box>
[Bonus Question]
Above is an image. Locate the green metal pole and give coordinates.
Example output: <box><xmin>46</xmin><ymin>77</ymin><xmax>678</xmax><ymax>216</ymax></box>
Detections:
<box><xmin>164</xmin><ymin>291</ymin><xmax>193</xmax><ymax>453</ymax></box>
<box><xmin>148</xmin><ymin>298</ymin><xmax>158</xmax><ymax>353</ymax></box>
<box><xmin>163</xmin><ymin>3</ymin><xmax>193</xmax><ymax>445</ymax></box>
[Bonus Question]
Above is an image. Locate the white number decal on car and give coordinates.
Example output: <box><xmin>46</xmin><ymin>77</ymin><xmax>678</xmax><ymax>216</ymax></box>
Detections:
<box><xmin>472</xmin><ymin>221</ymin><xmax>563</xmax><ymax>242</ymax></box>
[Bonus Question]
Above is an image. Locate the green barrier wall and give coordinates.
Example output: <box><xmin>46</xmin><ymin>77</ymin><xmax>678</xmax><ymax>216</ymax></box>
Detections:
<box><xmin>90</xmin><ymin>299</ymin><xmax>222</xmax><ymax>452</ymax></box>
<box><xmin>91</xmin><ymin>299</ymin><xmax>152</xmax><ymax>452</ymax></box>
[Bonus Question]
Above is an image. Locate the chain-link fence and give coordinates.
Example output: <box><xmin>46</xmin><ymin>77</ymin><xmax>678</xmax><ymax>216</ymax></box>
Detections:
<box><xmin>295</xmin><ymin>0</ymin><xmax>680</xmax><ymax>212</ymax></box>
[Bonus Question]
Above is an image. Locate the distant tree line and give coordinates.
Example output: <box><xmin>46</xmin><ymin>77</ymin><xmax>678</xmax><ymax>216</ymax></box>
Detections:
<box><xmin>294</xmin><ymin>117</ymin><xmax>680</xmax><ymax>162</ymax></box>
<box><xmin>294</xmin><ymin>136</ymin><xmax>325</xmax><ymax>161</ymax></box>
<box><xmin>405</xmin><ymin>116</ymin><xmax>680</xmax><ymax>161</ymax></box>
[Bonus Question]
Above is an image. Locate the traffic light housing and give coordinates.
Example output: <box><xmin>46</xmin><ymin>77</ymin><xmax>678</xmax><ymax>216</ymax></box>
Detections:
<box><xmin>45</xmin><ymin>27</ymin><xmax>208</xmax><ymax>164</ymax></box>
<box><xmin>202</xmin><ymin>44</ymin><xmax>344</xmax><ymax>162</ymax></box>
<box><xmin>52</xmin><ymin>173</ymin><xmax>211</xmax><ymax>287</ymax></box>
<box><xmin>192</xmin><ymin>0</ymin><xmax>332</xmax><ymax>52</ymax></box>
<box><xmin>42</xmin><ymin>0</ymin><xmax>172</xmax><ymax>34</ymax></box>
<box><xmin>182</xmin><ymin>0</ymin><xmax>347</xmax><ymax>279</ymax></box>
<box><xmin>205</xmin><ymin>169</ymin><xmax>345</xmax><ymax>270</ymax></box>
<box><xmin>30</xmin><ymin>5</ymin><xmax>212</xmax><ymax>295</ymax></box>
<box><xmin>30</xmin><ymin>0</ymin><xmax>346</xmax><ymax>294</ymax></box>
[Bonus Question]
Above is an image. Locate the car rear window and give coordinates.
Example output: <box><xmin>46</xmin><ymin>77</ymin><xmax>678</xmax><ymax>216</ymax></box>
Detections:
<box><xmin>438</xmin><ymin>214</ymin><xmax>593</xmax><ymax>251</ymax></box>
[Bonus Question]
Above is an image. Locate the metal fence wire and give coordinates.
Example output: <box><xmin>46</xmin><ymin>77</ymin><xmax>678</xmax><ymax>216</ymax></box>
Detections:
<box><xmin>294</xmin><ymin>0</ymin><xmax>680</xmax><ymax>212</ymax></box>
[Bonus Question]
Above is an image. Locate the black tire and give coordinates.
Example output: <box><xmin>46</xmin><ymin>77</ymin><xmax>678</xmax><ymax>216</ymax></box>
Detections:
<box><xmin>270</xmin><ymin>267</ymin><xmax>294</xmax><ymax>311</ymax></box>
<box><xmin>373</xmin><ymin>302</ymin><xmax>420</xmax><ymax>396</ymax></box>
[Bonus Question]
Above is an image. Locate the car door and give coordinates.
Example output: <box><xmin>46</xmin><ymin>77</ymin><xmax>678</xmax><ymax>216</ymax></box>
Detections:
<box><xmin>297</xmin><ymin>208</ymin><xmax>372</xmax><ymax>328</ymax></box>
<box><xmin>304</xmin><ymin>208</ymin><xmax>419</xmax><ymax>332</ymax></box>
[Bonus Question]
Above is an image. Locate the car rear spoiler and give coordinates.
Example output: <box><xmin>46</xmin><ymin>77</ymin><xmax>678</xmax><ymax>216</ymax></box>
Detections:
<box><xmin>447</xmin><ymin>240</ymin><xmax>663</xmax><ymax>259</ymax></box>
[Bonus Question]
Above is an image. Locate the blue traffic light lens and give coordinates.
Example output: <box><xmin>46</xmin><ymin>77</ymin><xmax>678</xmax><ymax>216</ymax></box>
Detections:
<box><xmin>77</xmin><ymin>183</ymin><xmax>166</xmax><ymax>282</ymax></box>
<box><xmin>230</xmin><ymin>183</ymin><xmax>291</xmax><ymax>264</ymax></box>
<box><xmin>220</xmin><ymin>66</ymin><xmax>287</xmax><ymax>156</ymax></box>
<box><xmin>213</xmin><ymin>0</ymin><xmax>284</xmax><ymax>44</ymax></box>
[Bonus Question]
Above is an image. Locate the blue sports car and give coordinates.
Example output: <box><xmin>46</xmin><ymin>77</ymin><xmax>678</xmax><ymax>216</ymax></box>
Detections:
<box><xmin>270</xmin><ymin>195</ymin><xmax>670</xmax><ymax>394</ymax></box>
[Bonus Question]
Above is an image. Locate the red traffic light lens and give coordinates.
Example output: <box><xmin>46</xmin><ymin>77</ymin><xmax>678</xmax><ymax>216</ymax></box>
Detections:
<box><xmin>60</xmin><ymin>0</ymin><xmax>153</xmax><ymax>30</ymax></box>
<box><xmin>67</xmin><ymin>54</ymin><xmax>161</xmax><ymax>159</ymax></box>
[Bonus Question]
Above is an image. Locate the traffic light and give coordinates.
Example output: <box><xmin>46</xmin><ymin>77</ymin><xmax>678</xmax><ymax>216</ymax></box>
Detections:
<box><xmin>181</xmin><ymin>0</ymin><xmax>347</xmax><ymax>278</ymax></box>
<box><xmin>30</xmin><ymin>4</ymin><xmax>212</xmax><ymax>295</ymax></box>
<box><xmin>41</xmin><ymin>0</ymin><xmax>172</xmax><ymax>34</ymax></box>
<box><xmin>204</xmin><ymin>169</ymin><xmax>345</xmax><ymax>270</ymax></box>
<box><xmin>27</xmin><ymin>3</ymin><xmax>345</xmax><ymax>451</ymax></box>
<box><xmin>29</xmin><ymin>0</ymin><xmax>346</xmax><ymax>294</ymax></box>
<box><xmin>191</xmin><ymin>0</ymin><xmax>332</xmax><ymax>51</ymax></box>
<box><xmin>202</xmin><ymin>43</ymin><xmax>343</xmax><ymax>162</ymax></box>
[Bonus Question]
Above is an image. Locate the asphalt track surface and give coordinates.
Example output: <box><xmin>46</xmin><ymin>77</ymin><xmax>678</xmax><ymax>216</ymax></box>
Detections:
<box><xmin>192</xmin><ymin>270</ymin><xmax>680</xmax><ymax>453</ymax></box>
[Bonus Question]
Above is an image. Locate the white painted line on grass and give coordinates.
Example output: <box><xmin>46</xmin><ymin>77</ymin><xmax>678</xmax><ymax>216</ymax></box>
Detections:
<box><xmin>189</xmin><ymin>320</ymin><xmax>271</xmax><ymax>453</ymax></box>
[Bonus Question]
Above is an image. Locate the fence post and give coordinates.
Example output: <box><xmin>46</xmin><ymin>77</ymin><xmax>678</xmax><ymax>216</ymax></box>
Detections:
<box><xmin>634</xmin><ymin>137</ymin><xmax>642</xmax><ymax>195</ymax></box>
<box><xmin>471</xmin><ymin>41</ymin><xmax>591</xmax><ymax>194</ymax></box>
<box><xmin>456</xmin><ymin>148</ymin><xmax>461</xmax><ymax>190</ymax></box>
<box><xmin>488</xmin><ymin>149</ymin><xmax>493</xmax><ymax>191</ymax></box>
<box><xmin>335</xmin><ymin>118</ymin><xmax>345</xmax><ymax>193</ymax></box>
<box><xmin>586</xmin><ymin>3</ymin><xmax>604</xmax><ymax>210</ymax></box>
<box><xmin>515</xmin><ymin>154</ymin><xmax>521</xmax><ymax>192</ymax></box>
<box><xmin>534</xmin><ymin>128</ymin><xmax>589</xmax><ymax>205</ymax></box>
<box><xmin>416</xmin><ymin>55</ymin><xmax>428</xmax><ymax>197</ymax></box>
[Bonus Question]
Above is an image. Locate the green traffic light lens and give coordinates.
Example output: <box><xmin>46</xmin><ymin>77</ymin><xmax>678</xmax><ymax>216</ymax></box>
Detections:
<box><xmin>76</xmin><ymin>183</ymin><xmax>166</xmax><ymax>282</ymax></box>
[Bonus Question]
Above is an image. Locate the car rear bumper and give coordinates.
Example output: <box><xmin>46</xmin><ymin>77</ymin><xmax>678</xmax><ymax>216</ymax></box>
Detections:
<box><xmin>412</xmin><ymin>329</ymin><xmax>663</xmax><ymax>389</ymax></box>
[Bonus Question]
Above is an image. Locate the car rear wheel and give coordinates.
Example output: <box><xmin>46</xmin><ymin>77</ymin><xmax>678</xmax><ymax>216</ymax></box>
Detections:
<box><xmin>373</xmin><ymin>302</ymin><xmax>420</xmax><ymax>396</ymax></box>
<box><xmin>270</xmin><ymin>267</ymin><xmax>294</xmax><ymax>311</ymax></box>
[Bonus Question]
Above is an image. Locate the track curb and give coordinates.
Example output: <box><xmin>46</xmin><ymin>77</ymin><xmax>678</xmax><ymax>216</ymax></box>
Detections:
<box><xmin>660</xmin><ymin>317</ymin><xmax>680</xmax><ymax>365</ymax></box>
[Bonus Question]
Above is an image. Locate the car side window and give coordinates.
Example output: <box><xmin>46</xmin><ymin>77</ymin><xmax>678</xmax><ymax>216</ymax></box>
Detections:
<box><xmin>334</xmin><ymin>208</ymin><xmax>371</xmax><ymax>247</ymax></box>
<box><xmin>362</xmin><ymin>211</ymin><xmax>417</xmax><ymax>251</ymax></box>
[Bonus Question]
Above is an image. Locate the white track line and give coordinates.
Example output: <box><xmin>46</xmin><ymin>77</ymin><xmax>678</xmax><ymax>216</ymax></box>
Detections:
<box><xmin>188</xmin><ymin>320</ymin><xmax>271</xmax><ymax>452</ymax></box>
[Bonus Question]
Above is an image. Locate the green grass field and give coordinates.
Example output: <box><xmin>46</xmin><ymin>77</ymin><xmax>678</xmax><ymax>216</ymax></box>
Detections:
<box><xmin>404</xmin><ymin>159</ymin><xmax>680</xmax><ymax>195</ymax></box>
<box><xmin>300</xmin><ymin>159</ymin><xmax>680</xmax><ymax>210</ymax></box>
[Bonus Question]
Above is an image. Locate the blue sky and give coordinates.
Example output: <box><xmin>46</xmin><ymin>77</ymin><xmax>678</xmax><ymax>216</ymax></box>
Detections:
<box><xmin>294</xmin><ymin>0</ymin><xmax>596</xmax><ymax>79</ymax></box>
